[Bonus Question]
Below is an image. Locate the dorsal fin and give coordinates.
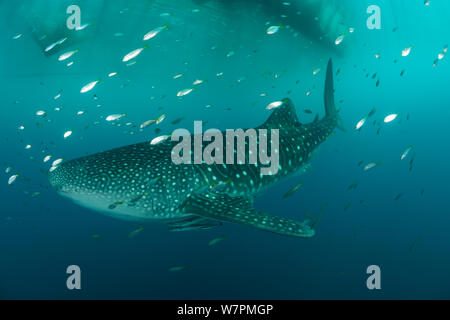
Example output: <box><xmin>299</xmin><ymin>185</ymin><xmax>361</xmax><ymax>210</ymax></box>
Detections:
<box><xmin>263</xmin><ymin>98</ymin><xmax>301</xmax><ymax>128</ymax></box>
<box><xmin>314</xmin><ymin>114</ymin><xmax>319</xmax><ymax>122</ymax></box>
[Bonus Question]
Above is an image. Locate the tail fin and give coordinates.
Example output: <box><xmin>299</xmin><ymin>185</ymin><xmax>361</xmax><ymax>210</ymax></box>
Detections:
<box><xmin>324</xmin><ymin>59</ymin><xmax>345</xmax><ymax>131</ymax></box>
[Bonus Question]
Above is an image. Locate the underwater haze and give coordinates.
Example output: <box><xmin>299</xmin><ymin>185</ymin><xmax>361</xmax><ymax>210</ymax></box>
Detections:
<box><xmin>1</xmin><ymin>0</ymin><xmax>450</xmax><ymax>299</ymax></box>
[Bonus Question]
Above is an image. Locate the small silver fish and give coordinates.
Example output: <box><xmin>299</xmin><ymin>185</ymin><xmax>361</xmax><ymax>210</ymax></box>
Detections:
<box><xmin>128</xmin><ymin>226</ymin><xmax>144</xmax><ymax>238</ymax></box>
<box><xmin>401</xmin><ymin>145</ymin><xmax>413</xmax><ymax>160</ymax></box>
<box><xmin>168</xmin><ymin>265</ymin><xmax>187</xmax><ymax>272</ymax></box>
<box><xmin>208</xmin><ymin>236</ymin><xmax>227</xmax><ymax>246</ymax></box>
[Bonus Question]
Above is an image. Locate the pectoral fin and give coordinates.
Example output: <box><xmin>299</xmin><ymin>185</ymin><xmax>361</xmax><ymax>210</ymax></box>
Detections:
<box><xmin>180</xmin><ymin>192</ymin><xmax>315</xmax><ymax>238</ymax></box>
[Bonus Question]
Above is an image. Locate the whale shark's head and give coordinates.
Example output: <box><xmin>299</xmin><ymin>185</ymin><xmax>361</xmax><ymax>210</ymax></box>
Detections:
<box><xmin>49</xmin><ymin>159</ymin><xmax>89</xmax><ymax>195</ymax></box>
<box><xmin>49</xmin><ymin>155</ymin><xmax>155</xmax><ymax>222</ymax></box>
<box><xmin>47</xmin><ymin>147</ymin><xmax>156</xmax><ymax>219</ymax></box>
<box><xmin>47</xmin><ymin>142</ymin><xmax>188</xmax><ymax>220</ymax></box>
<box><xmin>48</xmin><ymin>156</ymin><xmax>120</xmax><ymax>211</ymax></box>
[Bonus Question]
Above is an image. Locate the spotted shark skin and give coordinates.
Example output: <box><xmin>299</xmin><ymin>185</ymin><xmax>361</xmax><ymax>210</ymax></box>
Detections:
<box><xmin>49</xmin><ymin>59</ymin><xmax>342</xmax><ymax>238</ymax></box>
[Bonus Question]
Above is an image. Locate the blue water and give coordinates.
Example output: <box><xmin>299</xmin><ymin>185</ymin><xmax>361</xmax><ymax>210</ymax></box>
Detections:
<box><xmin>1</xmin><ymin>0</ymin><xmax>450</xmax><ymax>299</ymax></box>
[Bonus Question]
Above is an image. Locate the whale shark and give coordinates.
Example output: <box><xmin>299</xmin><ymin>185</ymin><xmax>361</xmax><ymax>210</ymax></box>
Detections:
<box><xmin>49</xmin><ymin>58</ymin><xmax>343</xmax><ymax>238</ymax></box>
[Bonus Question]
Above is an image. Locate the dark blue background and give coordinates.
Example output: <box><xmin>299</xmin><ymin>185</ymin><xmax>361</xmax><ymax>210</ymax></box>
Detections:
<box><xmin>1</xmin><ymin>0</ymin><xmax>449</xmax><ymax>299</ymax></box>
